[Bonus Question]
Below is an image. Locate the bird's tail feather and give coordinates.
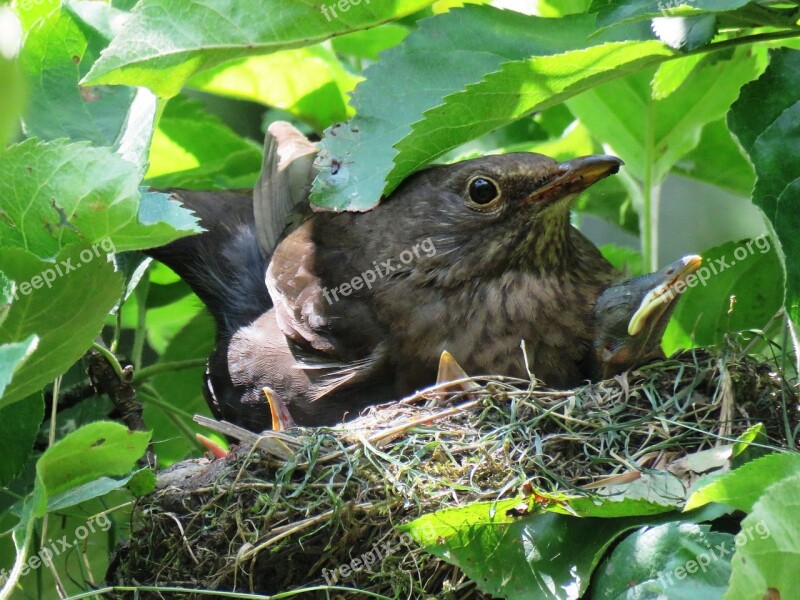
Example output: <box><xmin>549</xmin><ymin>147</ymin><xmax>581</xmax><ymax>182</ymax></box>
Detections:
<box><xmin>145</xmin><ymin>189</ymin><xmax>271</xmax><ymax>337</ymax></box>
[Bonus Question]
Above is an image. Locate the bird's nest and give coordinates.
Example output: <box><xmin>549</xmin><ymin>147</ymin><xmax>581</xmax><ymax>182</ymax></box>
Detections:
<box><xmin>107</xmin><ymin>345</ymin><xmax>798</xmax><ymax>598</ymax></box>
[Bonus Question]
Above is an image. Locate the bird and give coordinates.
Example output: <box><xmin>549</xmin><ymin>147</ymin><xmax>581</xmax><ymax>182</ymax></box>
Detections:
<box><xmin>593</xmin><ymin>254</ymin><xmax>702</xmax><ymax>380</ymax></box>
<box><xmin>146</xmin><ymin>122</ymin><xmax>623</xmax><ymax>432</ymax></box>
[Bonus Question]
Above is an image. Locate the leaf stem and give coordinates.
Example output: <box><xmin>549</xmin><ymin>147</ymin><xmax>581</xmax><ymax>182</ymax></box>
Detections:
<box><xmin>132</xmin><ymin>359</ymin><xmax>208</xmax><ymax>384</ymax></box>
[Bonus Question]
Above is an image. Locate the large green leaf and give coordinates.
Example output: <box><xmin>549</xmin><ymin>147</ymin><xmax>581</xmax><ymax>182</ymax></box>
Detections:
<box><xmin>724</xmin><ymin>472</ymin><xmax>800</xmax><ymax>600</ymax></box>
<box><xmin>0</xmin><ymin>245</ymin><xmax>123</xmax><ymax>408</ymax></box>
<box><xmin>82</xmin><ymin>0</ymin><xmax>437</xmax><ymax>97</ymax></box>
<box><xmin>405</xmin><ymin>492</ymin><xmax>718</xmax><ymax>600</ymax></box>
<box><xmin>565</xmin><ymin>49</ymin><xmax>763</xmax><ymax>183</ymax></box>
<box><xmin>728</xmin><ymin>49</ymin><xmax>800</xmax><ymax>320</ymax></box>
<box><xmin>36</xmin><ymin>420</ymin><xmax>150</xmax><ymax>503</ymax></box>
<box><xmin>189</xmin><ymin>44</ymin><xmax>360</xmax><ymax>131</ymax></box>
<box><xmin>662</xmin><ymin>238</ymin><xmax>784</xmax><ymax>353</ymax></box>
<box><xmin>312</xmin><ymin>5</ymin><xmax>669</xmax><ymax>210</ymax></box>
<box><xmin>0</xmin><ymin>139</ymin><xmax>201</xmax><ymax>259</ymax></box>
<box><xmin>18</xmin><ymin>4</ymin><xmax>135</xmax><ymax>146</ymax></box>
<box><xmin>593</xmin><ymin>523</ymin><xmax>734</xmax><ymax>600</ymax></box>
<box><xmin>685</xmin><ymin>453</ymin><xmax>800</xmax><ymax>513</ymax></box>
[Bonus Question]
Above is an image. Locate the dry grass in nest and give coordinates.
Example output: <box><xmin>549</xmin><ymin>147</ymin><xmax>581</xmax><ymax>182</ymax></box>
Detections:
<box><xmin>107</xmin><ymin>345</ymin><xmax>798</xmax><ymax>599</ymax></box>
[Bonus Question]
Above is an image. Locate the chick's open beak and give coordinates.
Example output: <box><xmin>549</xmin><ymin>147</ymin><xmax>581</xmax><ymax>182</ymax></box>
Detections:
<box><xmin>628</xmin><ymin>255</ymin><xmax>702</xmax><ymax>336</ymax></box>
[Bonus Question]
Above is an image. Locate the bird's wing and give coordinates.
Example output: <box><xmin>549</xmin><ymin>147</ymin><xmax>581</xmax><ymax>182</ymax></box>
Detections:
<box><xmin>254</xmin><ymin>121</ymin><xmax>318</xmax><ymax>259</ymax></box>
<box><xmin>266</xmin><ymin>221</ymin><xmax>389</xmax><ymax>400</ymax></box>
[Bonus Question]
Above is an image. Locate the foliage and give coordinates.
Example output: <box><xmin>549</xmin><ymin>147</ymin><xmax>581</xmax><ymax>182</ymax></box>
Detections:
<box><xmin>0</xmin><ymin>0</ymin><xmax>798</xmax><ymax>597</ymax></box>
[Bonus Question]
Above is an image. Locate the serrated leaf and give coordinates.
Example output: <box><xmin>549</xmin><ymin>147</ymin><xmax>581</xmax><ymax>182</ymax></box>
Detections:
<box><xmin>0</xmin><ymin>389</ymin><xmax>43</xmax><ymax>487</ymax></box>
<box><xmin>189</xmin><ymin>44</ymin><xmax>360</xmax><ymax>131</ymax></box>
<box><xmin>36</xmin><ymin>421</ymin><xmax>149</xmax><ymax>506</ymax></box>
<box><xmin>685</xmin><ymin>452</ymin><xmax>800</xmax><ymax>513</ymax></box>
<box><xmin>83</xmin><ymin>0</ymin><xmax>438</xmax><ymax>97</ymax></box>
<box><xmin>651</xmin><ymin>14</ymin><xmax>717</xmax><ymax>51</ymax></box>
<box><xmin>19</xmin><ymin>4</ymin><xmax>136</xmax><ymax>146</ymax></box>
<box><xmin>593</xmin><ymin>523</ymin><xmax>734</xmax><ymax>599</ymax></box>
<box><xmin>589</xmin><ymin>0</ymin><xmax>748</xmax><ymax>30</ymax></box>
<box><xmin>724</xmin><ymin>472</ymin><xmax>800</xmax><ymax>600</ymax></box>
<box><xmin>566</xmin><ymin>49</ymin><xmax>763</xmax><ymax>183</ymax></box>
<box><xmin>729</xmin><ymin>50</ymin><xmax>800</xmax><ymax>319</ymax></box>
<box><xmin>0</xmin><ymin>139</ymin><xmax>201</xmax><ymax>258</ymax></box>
<box><xmin>662</xmin><ymin>238</ymin><xmax>783</xmax><ymax>353</ymax></box>
<box><xmin>312</xmin><ymin>5</ymin><xmax>670</xmax><ymax>210</ymax></box>
<box><xmin>0</xmin><ymin>245</ymin><xmax>123</xmax><ymax>408</ymax></box>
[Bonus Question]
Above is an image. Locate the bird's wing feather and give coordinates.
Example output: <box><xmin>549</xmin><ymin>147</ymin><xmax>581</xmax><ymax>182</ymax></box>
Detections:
<box><xmin>254</xmin><ymin>121</ymin><xmax>318</xmax><ymax>259</ymax></box>
<box><xmin>267</xmin><ymin>221</ymin><xmax>390</xmax><ymax>400</ymax></box>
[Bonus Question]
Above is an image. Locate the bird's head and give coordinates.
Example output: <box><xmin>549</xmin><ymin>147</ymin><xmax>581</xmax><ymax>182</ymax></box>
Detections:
<box><xmin>371</xmin><ymin>152</ymin><xmax>623</xmax><ymax>282</ymax></box>
<box><xmin>594</xmin><ymin>255</ymin><xmax>702</xmax><ymax>379</ymax></box>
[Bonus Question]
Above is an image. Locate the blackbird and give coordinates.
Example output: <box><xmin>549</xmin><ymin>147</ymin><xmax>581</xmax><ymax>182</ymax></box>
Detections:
<box><xmin>593</xmin><ymin>255</ymin><xmax>702</xmax><ymax>379</ymax></box>
<box><xmin>148</xmin><ymin>122</ymin><xmax>622</xmax><ymax>431</ymax></box>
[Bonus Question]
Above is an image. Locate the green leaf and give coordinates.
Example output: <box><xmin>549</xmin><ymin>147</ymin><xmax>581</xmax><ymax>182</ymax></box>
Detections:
<box><xmin>146</xmin><ymin>311</ymin><xmax>215</xmax><ymax>466</ymax></box>
<box><xmin>0</xmin><ymin>139</ymin><xmax>201</xmax><ymax>258</ymax></box>
<box><xmin>589</xmin><ymin>0</ymin><xmax>748</xmax><ymax>29</ymax></box>
<box><xmin>36</xmin><ymin>421</ymin><xmax>149</xmax><ymax>505</ymax></box>
<box><xmin>47</xmin><ymin>473</ymin><xmax>136</xmax><ymax>512</ymax></box>
<box><xmin>724</xmin><ymin>472</ymin><xmax>800</xmax><ymax>600</ymax></box>
<box><xmin>0</xmin><ymin>335</ymin><xmax>38</xmax><ymax>398</ymax></box>
<box><xmin>0</xmin><ymin>390</ymin><xmax>43</xmax><ymax>487</ymax></box>
<box><xmin>331</xmin><ymin>23</ymin><xmax>409</xmax><ymax>60</ymax></box>
<box><xmin>662</xmin><ymin>238</ymin><xmax>784</xmax><ymax>353</ymax></box>
<box><xmin>685</xmin><ymin>452</ymin><xmax>800</xmax><ymax>513</ymax></box>
<box><xmin>673</xmin><ymin>119</ymin><xmax>754</xmax><ymax>196</ymax></box>
<box><xmin>18</xmin><ymin>4</ymin><xmax>135</xmax><ymax>146</ymax></box>
<box><xmin>651</xmin><ymin>53</ymin><xmax>702</xmax><ymax>99</ymax></box>
<box><xmin>145</xmin><ymin>95</ymin><xmax>262</xmax><ymax>189</ymax></box>
<box><xmin>83</xmin><ymin>0</ymin><xmax>438</xmax><ymax>97</ymax></box>
<box><xmin>593</xmin><ymin>523</ymin><xmax>733</xmax><ymax>599</ymax></box>
<box><xmin>566</xmin><ymin>49</ymin><xmax>763</xmax><ymax>183</ymax></box>
<box><xmin>731</xmin><ymin>424</ymin><xmax>771</xmax><ymax>469</ymax></box>
<box><xmin>600</xmin><ymin>243</ymin><xmax>644</xmax><ymax>275</ymax></box>
<box><xmin>405</xmin><ymin>492</ymin><xmax>710</xmax><ymax>600</ymax></box>
<box><xmin>312</xmin><ymin>5</ymin><xmax>670</xmax><ymax>210</ymax></box>
<box><xmin>728</xmin><ymin>49</ymin><xmax>800</xmax><ymax>319</ymax></box>
<box><xmin>0</xmin><ymin>245</ymin><xmax>123</xmax><ymax>408</ymax></box>
<box><xmin>189</xmin><ymin>44</ymin><xmax>360</xmax><ymax>131</ymax></box>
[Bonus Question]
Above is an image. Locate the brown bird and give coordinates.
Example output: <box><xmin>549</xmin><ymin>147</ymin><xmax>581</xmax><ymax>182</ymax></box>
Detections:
<box><xmin>593</xmin><ymin>255</ymin><xmax>702</xmax><ymax>379</ymax></box>
<box><xmin>148</xmin><ymin>122</ymin><xmax>622</xmax><ymax>431</ymax></box>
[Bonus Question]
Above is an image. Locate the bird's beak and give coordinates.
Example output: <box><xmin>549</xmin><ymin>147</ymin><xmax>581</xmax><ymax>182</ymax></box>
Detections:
<box><xmin>628</xmin><ymin>255</ymin><xmax>702</xmax><ymax>336</ymax></box>
<box><xmin>530</xmin><ymin>155</ymin><xmax>624</xmax><ymax>204</ymax></box>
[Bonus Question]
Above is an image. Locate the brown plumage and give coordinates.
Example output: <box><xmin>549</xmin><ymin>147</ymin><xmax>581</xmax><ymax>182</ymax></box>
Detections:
<box><xmin>147</xmin><ymin>122</ymin><xmax>622</xmax><ymax>431</ymax></box>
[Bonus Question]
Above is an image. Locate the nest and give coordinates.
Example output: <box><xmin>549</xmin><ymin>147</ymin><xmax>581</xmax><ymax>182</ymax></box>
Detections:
<box><xmin>107</xmin><ymin>346</ymin><xmax>798</xmax><ymax>599</ymax></box>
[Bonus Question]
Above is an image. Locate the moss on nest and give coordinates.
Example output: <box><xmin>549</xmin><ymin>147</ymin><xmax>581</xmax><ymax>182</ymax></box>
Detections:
<box><xmin>107</xmin><ymin>347</ymin><xmax>797</xmax><ymax>598</ymax></box>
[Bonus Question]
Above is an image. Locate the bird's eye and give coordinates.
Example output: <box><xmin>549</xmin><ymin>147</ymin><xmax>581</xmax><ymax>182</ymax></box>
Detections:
<box><xmin>468</xmin><ymin>177</ymin><xmax>500</xmax><ymax>206</ymax></box>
